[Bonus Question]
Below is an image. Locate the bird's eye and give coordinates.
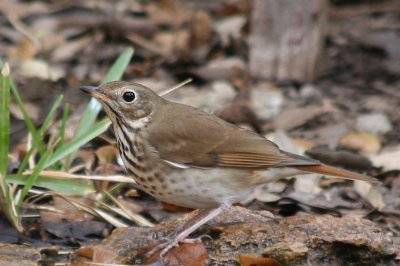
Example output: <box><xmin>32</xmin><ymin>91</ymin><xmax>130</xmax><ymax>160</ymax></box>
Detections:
<box><xmin>122</xmin><ymin>91</ymin><xmax>136</xmax><ymax>103</ymax></box>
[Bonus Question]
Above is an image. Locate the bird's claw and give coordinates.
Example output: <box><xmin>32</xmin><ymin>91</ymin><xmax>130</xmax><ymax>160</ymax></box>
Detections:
<box><xmin>145</xmin><ymin>235</ymin><xmax>209</xmax><ymax>258</ymax></box>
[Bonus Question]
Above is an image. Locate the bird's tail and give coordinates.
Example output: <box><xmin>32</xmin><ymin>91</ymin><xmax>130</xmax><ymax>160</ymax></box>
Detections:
<box><xmin>295</xmin><ymin>164</ymin><xmax>380</xmax><ymax>184</ymax></box>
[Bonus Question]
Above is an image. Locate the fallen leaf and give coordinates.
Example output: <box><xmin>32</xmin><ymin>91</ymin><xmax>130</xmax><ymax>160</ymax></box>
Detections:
<box><xmin>92</xmin><ymin>246</ymin><xmax>118</xmax><ymax>264</ymax></box>
<box><xmin>354</xmin><ymin>180</ymin><xmax>385</xmax><ymax>210</ymax></box>
<box><xmin>294</xmin><ymin>174</ymin><xmax>322</xmax><ymax>194</ymax></box>
<box><xmin>340</xmin><ymin>132</ymin><xmax>381</xmax><ymax>154</ymax></box>
<box><xmin>19</xmin><ymin>59</ymin><xmax>65</xmax><ymax>81</ymax></box>
<box><xmin>306</xmin><ymin>146</ymin><xmax>373</xmax><ymax>171</ymax></box>
<box><xmin>274</xmin><ymin>106</ymin><xmax>326</xmax><ymax>130</ymax></box>
<box><xmin>161</xmin><ymin>202</ymin><xmax>193</xmax><ymax>213</ymax></box>
<box><xmin>8</xmin><ymin>38</ymin><xmax>38</xmax><ymax>59</ymax></box>
<box><xmin>368</xmin><ymin>148</ymin><xmax>400</xmax><ymax>171</ymax></box>
<box><xmin>356</xmin><ymin>112</ymin><xmax>392</xmax><ymax>134</ymax></box>
<box><xmin>144</xmin><ymin>242</ymin><xmax>209</xmax><ymax>266</ymax></box>
<box><xmin>214</xmin><ymin>15</ymin><xmax>246</xmax><ymax>46</ymax></box>
<box><xmin>95</xmin><ymin>145</ymin><xmax>119</xmax><ymax>164</ymax></box>
<box><xmin>75</xmin><ymin>247</ymin><xmax>94</xmax><ymax>259</ymax></box>
<box><xmin>251</xmin><ymin>84</ymin><xmax>284</xmax><ymax>121</ymax></box>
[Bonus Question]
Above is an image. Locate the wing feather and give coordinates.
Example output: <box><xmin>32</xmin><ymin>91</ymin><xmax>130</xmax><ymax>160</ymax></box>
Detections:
<box><xmin>146</xmin><ymin>102</ymin><xmax>318</xmax><ymax>168</ymax></box>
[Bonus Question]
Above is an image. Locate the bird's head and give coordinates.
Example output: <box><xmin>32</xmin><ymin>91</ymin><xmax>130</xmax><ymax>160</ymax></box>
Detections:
<box><xmin>80</xmin><ymin>81</ymin><xmax>164</xmax><ymax>130</ymax></box>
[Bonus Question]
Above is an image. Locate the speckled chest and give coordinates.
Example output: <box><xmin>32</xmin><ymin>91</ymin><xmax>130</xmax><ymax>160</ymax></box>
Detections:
<box><xmin>114</xmin><ymin>123</ymin><xmax>276</xmax><ymax>208</ymax></box>
<box><xmin>113</xmin><ymin>125</ymin><xmax>255</xmax><ymax>208</ymax></box>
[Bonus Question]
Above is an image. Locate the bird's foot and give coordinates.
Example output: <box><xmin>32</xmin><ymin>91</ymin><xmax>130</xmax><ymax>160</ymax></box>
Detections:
<box><xmin>145</xmin><ymin>234</ymin><xmax>210</xmax><ymax>258</ymax></box>
<box><xmin>144</xmin><ymin>205</ymin><xmax>227</xmax><ymax>258</ymax></box>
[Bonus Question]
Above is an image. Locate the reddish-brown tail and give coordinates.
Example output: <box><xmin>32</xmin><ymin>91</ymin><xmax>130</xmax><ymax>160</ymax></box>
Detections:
<box><xmin>296</xmin><ymin>164</ymin><xmax>380</xmax><ymax>184</ymax></box>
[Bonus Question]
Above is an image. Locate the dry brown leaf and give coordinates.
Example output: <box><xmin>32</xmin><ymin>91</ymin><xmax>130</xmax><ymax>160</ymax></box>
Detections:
<box><xmin>51</xmin><ymin>36</ymin><xmax>92</xmax><ymax>62</ymax></box>
<box><xmin>75</xmin><ymin>247</ymin><xmax>94</xmax><ymax>259</ymax></box>
<box><xmin>340</xmin><ymin>132</ymin><xmax>381</xmax><ymax>153</ymax></box>
<box><xmin>190</xmin><ymin>10</ymin><xmax>212</xmax><ymax>49</ymax></box>
<box><xmin>291</xmin><ymin>138</ymin><xmax>316</xmax><ymax>153</ymax></box>
<box><xmin>239</xmin><ymin>254</ymin><xmax>282</xmax><ymax>266</ymax></box>
<box><xmin>144</xmin><ymin>242</ymin><xmax>209</xmax><ymax>266</ymax></box>
<box><xmin>40</xmin><ymin>196</ymin><xmax>94</xmax><ymax>224</ymax></box>
<box><xmin>161</xmin><ymin>202</ymin><xmax>193</xmax><ymax>213</ymax></box>
<box><xmin>274</xmin><ymin>106</ymin><xmax>325</xmax><ymax>130</ymax></box>
<box><xmin>95</xmin><ymin>145</ymin><xmax>118</xmax><ymax>164</ymax></box>
<box><xmin>92</xmin><ymin>246</ymin><xmax>118</xmax><ymax>264</ymax></box>
<box><xmin>8</xmin><ymin>38</ymin><xmax>38</xmax><ymax>59</ymax></box>
<box><xmin>124</xmin><ymin>189</ymin><xmax>140</xmax><ymax>198</ymax></box>
<box><xmin>152</xmin><ymin>30</ymin><xmax>190</xmax><ymax>57</ymax></box>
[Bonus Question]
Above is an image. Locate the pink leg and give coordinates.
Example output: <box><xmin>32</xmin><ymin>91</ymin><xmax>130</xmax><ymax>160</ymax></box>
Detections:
<box><xmin>145</xmin><ymin>204</ymin><xmax>228</xmax><ymax>258</ymax></box>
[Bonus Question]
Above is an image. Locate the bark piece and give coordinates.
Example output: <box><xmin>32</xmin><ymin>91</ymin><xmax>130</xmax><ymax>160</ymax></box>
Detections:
<box><xmin>73</xmin><ymin>207</ymin><xmax>398</xmax><ymax>265</ymax></box>
<box><xmin>249</xmin><ymin>0</ymin><xmax>328</xmax><ymax>82</ymax></box>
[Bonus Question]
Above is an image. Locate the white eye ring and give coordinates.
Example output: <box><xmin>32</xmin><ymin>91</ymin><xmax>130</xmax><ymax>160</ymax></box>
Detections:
<box><xmin>122</xmin><ymin>90</ymin><xmax>136</xmax><ymax>103</ymax></box>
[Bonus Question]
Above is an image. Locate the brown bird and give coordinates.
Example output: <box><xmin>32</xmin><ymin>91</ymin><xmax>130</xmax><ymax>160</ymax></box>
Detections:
<box><xmin>80</xmin><ymin>81</ymin><xmax>379</xmax><ymax>256</ymax></box>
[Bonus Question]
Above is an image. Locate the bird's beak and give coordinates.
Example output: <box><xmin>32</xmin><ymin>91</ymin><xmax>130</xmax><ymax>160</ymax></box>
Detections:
<box><xmin>80</xmin><ymin>86</ymin><xmax>107</xmax><ymax>101</ymax></box>
<box><xmin>80</xmin><ymin>86</ymin><xmax>98</xmax><ymax>94</ymax></box>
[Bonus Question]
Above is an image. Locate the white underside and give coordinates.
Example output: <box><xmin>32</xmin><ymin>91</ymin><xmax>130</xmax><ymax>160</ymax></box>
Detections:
<box><xmin>154</xmin><ymin>166</ymin><xmax>304</xmax><ymax>209</ymax></box>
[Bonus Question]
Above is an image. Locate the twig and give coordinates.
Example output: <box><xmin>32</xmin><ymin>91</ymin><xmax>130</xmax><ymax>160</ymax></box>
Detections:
<box><xmin>159</xmin><ymin>78</ymin><xmax>193</xmax><ymax>96</ymax></box>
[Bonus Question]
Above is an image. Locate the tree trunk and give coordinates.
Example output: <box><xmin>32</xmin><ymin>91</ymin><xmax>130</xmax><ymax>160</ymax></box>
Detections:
<box><xmin>249</xmin><ymin>0</ymin><xmax>328</xmax><ymax>83</ymax></box>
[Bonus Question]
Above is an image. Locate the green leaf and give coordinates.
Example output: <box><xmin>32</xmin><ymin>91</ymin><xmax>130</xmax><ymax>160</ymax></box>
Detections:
<box><xmin>15</xmin><ymin>95</ymin><xmax>63</xmax><ymax>175</ymax></box>
<box><xmin>76</xmin><ymin>47</ymin><xmax>134</xmax><ymax>138</ymax></box>
<box><xmin>57</xmin><ymin>104</ymin><xmax>70</xmax><ymax>150</ymax></box>
<box><xmin>44</xmin><ymin>118</ymin><xmax>111</xmax><ymax>168</ymax></box>
<box><xmin>7</xmin><ymin>175</ymin><xmax>95</xmax><ymax>196</ymax></box>
<box><xmin>0</xmin><ymin>64</ymin><xmax>10</xmax><ymax>177</ymax></box>
<box><xmin>0</xmin><ymin>63</ymin><xmax>22</xmax><ymax>231</ymax></box>
<box><xmin>38</xmin><ymin>95</ymin><xmax>63</xmax><ymax>137</ymax></box>
<box><xmin>17</xmin><ymin>149</ymin><xmax>53</xmax><ymax>208</ymax></box>
<box><xmin>10</xmin><ymin>80</ymin><xmax>46</xmax><ymax>154</ymax></box>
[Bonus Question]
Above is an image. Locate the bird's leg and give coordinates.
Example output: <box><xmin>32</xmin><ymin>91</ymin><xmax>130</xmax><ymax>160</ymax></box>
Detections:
<box><xmin>145</xmin><ymin>204</ymin><xmax>229</xmax><ymax>258</ymax></box>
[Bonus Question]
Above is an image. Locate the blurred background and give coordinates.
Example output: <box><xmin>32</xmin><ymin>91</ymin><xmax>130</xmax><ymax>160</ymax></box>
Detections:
<box><xmin>0</xmin><ymin>0</ymin><xmax>399</xmax><ymax>264</ymax></box>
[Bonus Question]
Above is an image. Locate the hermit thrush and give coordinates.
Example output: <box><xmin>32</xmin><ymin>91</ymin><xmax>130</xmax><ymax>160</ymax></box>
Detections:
<box><xmin>80</xmin><ymin>81</ymin><xmax>378</xmax><ymax>256</ymax></box>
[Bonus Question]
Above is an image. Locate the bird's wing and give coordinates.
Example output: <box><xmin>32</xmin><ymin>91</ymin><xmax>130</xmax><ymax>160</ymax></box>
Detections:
<box><xmin>147</xmin><ymin>103</ymin><xmax>319</xmax><ymax>168</ymax></box>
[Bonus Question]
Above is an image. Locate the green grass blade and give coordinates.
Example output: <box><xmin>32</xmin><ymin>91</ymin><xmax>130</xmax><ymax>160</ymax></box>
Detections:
<box><xmin>101</xmin><ymin>47</ymin><xmax>134</xmax><ymax>85</ymax></box>
<box><xmin>57</xmin><ymin>104</ymin><xmax>69</xmax><ymax>150</ymax></box>
<box><xmin>17</xmin><ymin>149</ymin><xmax>52</xmax><ymax>208</ymax></box>
<box><xmin>16</xmin><ymin>146</ymin><xmax>35</xmax><ymax>176</ymax></box>
<box><xmin>10</xmin><ymin>80</ymin><xmax>46</xmax><ymax>154</ymax></box>
<box><xmin>15</xmin><ymin>95</ymin><xmax>63</xmax><ymax>175</ymax></box>
<box><xmin>7</xmin><ymin>175</ymin><xmax>95</xmax><ymax>196</ymax></box>
<box><xmin>38</xmin><ymin>95</ymin><xmax>63</xmax><ymax>137</ymax></box>
<box><xmin>44</xmin><ymin>118</ymin><xmax>111</xmax><ymax>168</ymax></box>
<box><xmin>76</xmin><ymin>47</ymin><xmax>134</xmax><ymax>138</ymax></box>
<box><xmin>0</xmin><ymin>64</ymin><xmax>10</xmax><ymax>177</ymax></box>
<box><xmin>0</xmin><ymin>63</ymin><xmax>22</xmax><ymax>231</ymax></box>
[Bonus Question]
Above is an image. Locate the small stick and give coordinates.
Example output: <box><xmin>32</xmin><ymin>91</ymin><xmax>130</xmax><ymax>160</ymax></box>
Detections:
<box><xmin>159</xmin><ymin>78</ymin><xmax>193</xmax><ymax>96</ymax></box>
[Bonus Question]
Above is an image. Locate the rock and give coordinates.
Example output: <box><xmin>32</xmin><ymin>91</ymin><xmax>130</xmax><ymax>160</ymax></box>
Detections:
<box><xmin>0</xmin><ymin>244</ymin><xmax>41</xmax><ymax>266</ymax></box>
<box><xmin>356</xmin><ymin>112</ymin><xmax>393</xmax><ymax>134</ymax></box>
<box><xmin>73</xmin><ymin>208</ymin><xmax>398</xmax><ymax>265</ymax></box>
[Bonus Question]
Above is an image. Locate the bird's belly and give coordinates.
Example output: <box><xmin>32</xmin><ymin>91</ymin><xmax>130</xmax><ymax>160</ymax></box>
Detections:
<box><xmin>134</xmin><ymin>167</ymin><xmax>256</xmax><ymax>209</ymax></box>
<box><xmin>128</xmin><ymin>154</ymin><xmax>305</xmax><ymax>209</ymax></box>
